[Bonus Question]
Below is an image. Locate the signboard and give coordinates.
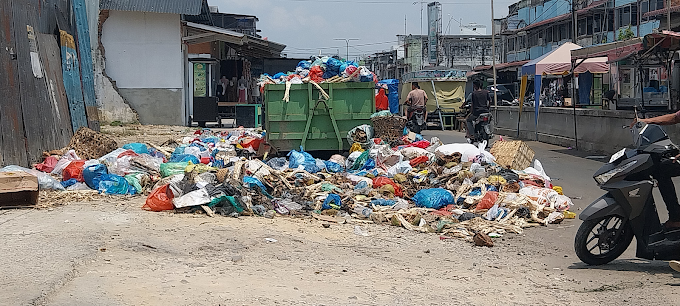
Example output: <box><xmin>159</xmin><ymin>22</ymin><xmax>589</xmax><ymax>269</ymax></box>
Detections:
<box><xmin>427</xmin><ymin>2</ymin><xmax>441</xmax><ymax>65</ymax></box>
<box><xmin>193</xmin><ymin>63</ymin><xmax>207</xmax><ymax>97</ymax></box>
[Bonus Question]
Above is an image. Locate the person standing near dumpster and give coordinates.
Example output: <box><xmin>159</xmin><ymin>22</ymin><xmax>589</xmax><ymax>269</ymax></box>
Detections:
<box><xmin>375</xmin><ymin>84</ymin><xmax>389</xmax><ymax>112</ymax></box>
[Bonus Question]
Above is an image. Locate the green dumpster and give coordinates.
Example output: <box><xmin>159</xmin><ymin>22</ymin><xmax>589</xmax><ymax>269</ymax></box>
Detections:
<box><xmin>265</xmin><ymin>82</ymin><xmax>375</xmax><ymax>152</ymax></box>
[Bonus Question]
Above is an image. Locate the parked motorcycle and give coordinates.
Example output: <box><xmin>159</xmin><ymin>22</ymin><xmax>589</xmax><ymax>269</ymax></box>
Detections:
<box><xmin>575</xmin><ymin>122</ymin><xmax>680</xmax><ymax>265</ymax></box>
<box><xmin>408</xmin><ymin>107</ymin><xmax>427</xmax><ymax>134</ymax></box>
<box><xmin>461</xmin><ymin>102</ymin><xmax>493</xmax><ymax>148</ymax></box>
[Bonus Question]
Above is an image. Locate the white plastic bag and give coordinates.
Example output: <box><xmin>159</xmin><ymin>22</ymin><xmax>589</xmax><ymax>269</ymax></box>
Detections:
<box><xmin>172</xmin><ymin>188</ymin><xmax>211</xmax><ymax>208</ymax></box>
<box><xmin>387</xmin><ymin>161</ymin><xmax>412</xmax><ymax>177</ymax></box>
<box><xmin>0</xmin><ymin>165</ymin><xmax>65</xmax><ymax>190</ymax></box>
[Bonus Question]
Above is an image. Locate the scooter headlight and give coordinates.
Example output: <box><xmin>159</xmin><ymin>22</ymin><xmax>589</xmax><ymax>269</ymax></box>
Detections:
<box><xmin>594</xmin><ymin>160</ymin><xmax>637</xmax><ymax>185</ymax></box>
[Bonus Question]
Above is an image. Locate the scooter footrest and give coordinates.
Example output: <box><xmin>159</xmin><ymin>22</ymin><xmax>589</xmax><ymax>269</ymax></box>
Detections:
<box><xmin>665</xmin><ymin>228</ymin><xmax>680</xmax><ymax>241</ymax></box>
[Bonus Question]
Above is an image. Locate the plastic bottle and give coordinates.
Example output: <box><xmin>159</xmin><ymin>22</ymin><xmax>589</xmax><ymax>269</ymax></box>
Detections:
<box><xmin>353</xmin><ymin>205</ymin><xmax>372</xmax><ymax>218</ymax></box>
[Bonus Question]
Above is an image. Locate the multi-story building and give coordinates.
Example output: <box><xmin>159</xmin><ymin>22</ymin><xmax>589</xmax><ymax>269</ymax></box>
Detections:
<box><xmin>364</xmin><ymin>50</ymin><xmax>405</xmax><ymax>80</ymax></box>
<box><xmin>499</xmin><ymin>0</ymin><xmax>679</xmax><ymax>63</ymax></box>
<box><xmin>397</xmin><ymin>33</ymin><xmax>500</xmax><ymax>73</ymax></box>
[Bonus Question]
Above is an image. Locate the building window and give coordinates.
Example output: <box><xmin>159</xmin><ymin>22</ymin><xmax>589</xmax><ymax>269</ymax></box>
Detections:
<box><xmin>546</xmin><ymin>26</ymin><xmax>553</xmax><ymax>42</ymax></box>
<box><xmin>594</xmin><ymin>14</ymin><xmax>602</xmax><ymax>33</ymax></box>
<box><xmin>578</xmin><ymin>18</ymin><xmax>587</xmax><ymax>36</ymax></box>
<box><xmin>608</xmin><ymin>10</ymin><xmax>615</xmax><ymax>31</ymax></box>
<box><xmin>587</xmin><ymin>16</ymin><xmax>594</xmax><ymax>35</ymax></box>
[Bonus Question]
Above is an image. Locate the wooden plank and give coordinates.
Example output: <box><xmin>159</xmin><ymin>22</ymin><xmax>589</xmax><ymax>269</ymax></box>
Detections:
<box><xmin>0</xmin><ymin>0</ymin><xmax>28</xmax><ymax>166</ymax></box>
<box><xmin>37</xmin><ymin>33</ymin><xmax>73</xmax><ymax>147</ymax></box>
<box><xmin>10</xmin><ymin>0</ymin><xmax>46</xmax><ymax>165</ymax></box>
<box><xmin>72</xmin><ymin>0</ymin><xmax>99</xmax><ymax>131</ymax></box>
<box><xmin>59</xmin><ymin>29</ymin><xmax>88</xmax><ymax>133</ymax></box>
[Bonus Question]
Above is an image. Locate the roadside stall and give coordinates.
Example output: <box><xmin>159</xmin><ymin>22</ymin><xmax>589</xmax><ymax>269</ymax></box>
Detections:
<box><xmin>400</xmin><ymin>69</ymin><xmax>468</xmax><ymax>130</ymax></box>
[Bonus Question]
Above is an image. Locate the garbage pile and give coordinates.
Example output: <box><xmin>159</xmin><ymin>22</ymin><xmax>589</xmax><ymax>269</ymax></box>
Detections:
<box><xmin>258</xmin><ymin>56</ymin><xmax>377</xmax><ymax>88</ymax></box>
<box><xmin>13</xmin><ymin>124</ymin><xmax>575</xmax><ymax>246</ymax></box>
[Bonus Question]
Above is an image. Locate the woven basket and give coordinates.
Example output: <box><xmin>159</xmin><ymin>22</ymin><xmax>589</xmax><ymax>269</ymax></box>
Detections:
<box><xmin>371</xmin><ymin>116</ymin><xmax>407</xmax><ymax>141</ymax></box>
<box><xmin>489</xmin><ymin>141</ymin><xmax>535</xmax><ymax>170</ymax></box>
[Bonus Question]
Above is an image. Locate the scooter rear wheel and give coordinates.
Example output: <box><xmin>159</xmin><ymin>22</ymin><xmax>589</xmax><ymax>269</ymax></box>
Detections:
<box><xmin>574</xmin><ymin>215</ymin><xmax>633</xmax><ymax>265</ymax></box>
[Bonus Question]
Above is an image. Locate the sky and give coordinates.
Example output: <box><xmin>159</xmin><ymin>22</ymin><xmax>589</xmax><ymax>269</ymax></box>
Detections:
<box><xmin>212</xmin><ymin>0</ymin><xmax>514</xmax><ymax>61</ymax></box>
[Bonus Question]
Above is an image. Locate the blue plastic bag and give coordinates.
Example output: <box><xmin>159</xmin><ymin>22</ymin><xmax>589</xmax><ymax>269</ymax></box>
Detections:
<box><xmin>169</xmin><ymin>154</ymin><xmax>200</xmax><ymax>164</ymax></box>
<box><xmin>122</xmin><ymin>143</ymin><xmax>149</xmax><ymax>154</ymax></box>
<box><xmin>371</xmin><ymin>199</ymin><xmax>396</xmax><ymax>206</ymax></box>
<box><xmin>323</xmin><ymin>57</ymin><xmax>341</xmax><ymax>78</ymax></box>
<box><xmin>83</xmin><ymin>164</ymin><xmax>108</xmax><ymax>189</ymax></box>
<box><xmin>322</xmin><ymin>194</ymin><xmax>342</xmax><ymax>210</ymax></box>
<box><xmin>297</xmin><ymin>60</ymin><xmax>312</xmax><ymax>69</ymax></box>
<box><xmin>288</xmin><ymin>147</ymin><xmax>318</xmax><ymax>173</ymax></box>
<box><xmin>324</xmin><ymin>161</ymin><xmax>344</xmax><ymax>173</ymax></box>
<box><xmin>273</xmin><ymin>72</ymin><xmax>286</xmax><ymax>79</ymax></box>
<box><xmin>98</xmin><ymin>174</ymin><xmax>136</xmax><ymax>195</ymax></box>
<box><xmin>412</xmin><ymin>188</ymin><xmax>455</xmax><ymax>209</ymax></box>
<box><xmin>360</xmin><ymin>158</ymin><xmax>376</xmax><ymax>171</ymax></box>
<box><xmin>61</xmin><ymin>178</ymin><xmax>78</xmax><ymax>188</ymax></box>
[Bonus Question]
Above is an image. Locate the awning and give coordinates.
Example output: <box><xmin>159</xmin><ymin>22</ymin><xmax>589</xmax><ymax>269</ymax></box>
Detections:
<box><xmin>644</xmin><ymin>30</ymin><xmax>680</xmax><ymax>51</ymax></box>
<box><xmin>183</xmin><ymin>22</ymin><xmax>286</xmax><ymax>58</ymax></box>
<box><xmin>523</xmin><ymin>42</ymin><xmax>609</xmax><ymax>75</ymax></box>
<box><xmin>473</xmin><ymin>60</ymin><xmax>529</xmax><ymax>72</ymax></box>
<box><xmin>571</xmin><ymin>37</ymin><xmax>644</xmax><ymax>62</ymax></box>
<box><xmin>642</xmin><ymin>5</ymin><xmax>680</xmax><ymax>18</ymax></box>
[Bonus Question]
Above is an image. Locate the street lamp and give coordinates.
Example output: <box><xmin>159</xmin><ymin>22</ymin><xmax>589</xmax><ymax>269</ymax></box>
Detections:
<box><xmin>334</xmin><ymin>38</ymin><xmax>359</xmax><ymax>60</ymax></box>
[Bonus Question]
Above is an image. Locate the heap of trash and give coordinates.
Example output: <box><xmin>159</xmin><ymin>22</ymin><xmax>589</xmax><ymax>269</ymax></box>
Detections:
<box><xmin>9</xmin><ymin>123</ymin><xmax>575</xmax><ymax>246</ymax></box>
<box><xmin>258</xmin><ymin>56</ymin><xmax>377</xmax><ymax>87</ymax></box>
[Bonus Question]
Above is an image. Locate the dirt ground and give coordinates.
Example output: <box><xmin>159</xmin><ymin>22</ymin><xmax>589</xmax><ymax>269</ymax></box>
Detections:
<box><xmin>1</xmin><ymin>125</ymin><xmax>679</xmax><ymax>306</ymax></box>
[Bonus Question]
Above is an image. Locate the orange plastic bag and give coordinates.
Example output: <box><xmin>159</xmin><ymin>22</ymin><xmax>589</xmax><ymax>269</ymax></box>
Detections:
<box><xmin>372</xmin><ymin>177</ymin><xmax>403</xmax><ymax>197</ymax></box>
<box><xmin>476</xmin><ymin>191</ymin><xmax>498</xmax><ymax>211</ymax></box>
<box><xmin>309</xmin><ymin>66</ymin><xmax>324</xmax><ymax>83</ymax></box>
<box><xmin>142</xmin><ymin>184</ymin><xmax>175</xmax><ymax>212</ymax></box>
<box><xmin>409</xmin><ymin>156</ymin><xmax>429</xmax><ymax>167</ymax></box>
<box><xmin>63</xmin><ymin>160</ymin><xmax>86</xmax><ymax>182</ymax></box>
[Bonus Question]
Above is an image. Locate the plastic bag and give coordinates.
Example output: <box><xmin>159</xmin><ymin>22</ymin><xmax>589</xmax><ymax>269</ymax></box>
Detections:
<box><xmin>122</xmin><ymin>143</ymin><xmax>148</xmax><ymax>154</ymax></box>
<box><xmin>98</xmin><ymin>148</ymin><xmax>127</xmax><ymax>165</ymax></box>
<box><xmin>552</xmin><ymin>194</ymin><xmax>573</xmax><ymax>211</ymax></box>
<box><xmin>329</xmin><ymin>154</ymin><xmax>345</xmax><ymax>166</ymax></box>
<box><xmin>324</xmin><ymin>161</ymin><xmax>344</xmax><ymax>173</ymax></box>
<box><xmin>67</xmin><ymin>182</ymin><xmax>91</xmax><ymax>191</ymax></box>
<box><xmin>322</xmin><ymin>194</ymin><xmax>342</xmax><ymax>210</ymax></box>
<box><xmin>288</xmin><ymin>147</ymin><xmax>318</xmax><ymax>173</ymax></box>
<box><xmin>267</xmin><ymin>157</ymin><xmax>288</xmax><ymax>170</ymax></box>
<box><xmin>142</xmin><ymin>184</ymin><xmax>175</xmax><ymax>211</ymax></box>
<box><xmin>347</xmin><ymin>125</ymin><xmax>374</xmax><ymax>145</ymax></box>
<box><xmin>349</xmin><ymin>143</ymin><xmax>364</xmax><ymax>153</ymax></box>
<box><xmin>172</xmin><ymin>188</ymin><xmax>211</xmax><ymax>208</ymax></box>
<box><xmin>35</xmin><ymin>156</ymin><xmax>59</xmax><ymax>173</ymax></box>
<box><xmin>476</xmin><ymin>191</ymin><xmax>498</xmax><ymax>211</ymax></box>
<box><xmin>309</xmin><ymin>66</ymin><xmax>324</xmax><ymax>83</ymax></box>
<box><xmin>0</xmin><ymin>165</ymin><xmax>65</xmax><ymax>190</ymax></box>
<box><xmin>297</xmin><ymin>60</ymin><xmax>312</xmax><ymax>70</ymax></box>
<box><xmin>63</xmin><ymin>160</ymin><xmax>86</xmax><ymax>182</ymax></box>
<box><xmin>387</xmin><ymin>161</ymin><xmax>412</xmax><ymax>177</ymax></box>
<box><xmin>83</xmin><ymin>164</ymin><xmax>108</xmax><ymax>189</ymax></box>
<box><xmin>98</xmin><ymin>174</ymin><xmax>136</xmax><ymax>195</ymax></box>
<box><xmin>169</xmin><ymin>154</ymin><xmax>200</xmax><ymax>164</ymax></box>
<box><xmin>346</xmin><ymin>151</ymin><xmax>362</xmax><ymax>169</ymax></box>
<box><xmin>412</xmin><ymin>188</ymin><xmax>454</xmax><ymax>209</ymax></box>
<box><xmin>160</xmin><ymin>162</ymin><xmax>189</xmax><ymax>177</ymax></box>
<box><xmin>125</xmin><ymin>173</ymin><xmax>145</xmax><ymax>193</ymax></box>
<box><xmin>372</xmin><ymin>177</ymin><xmax>403</xmax><ymax>197</ymax></box>
<box><xmin>350</xmin><ymin>151</ymin><xmax>370</xmax><ymax>171</ymax></box>
<box><xmin>519</xmin><ymin>186</ymin><xmax>559</xmax><ymax>206</ymax></box>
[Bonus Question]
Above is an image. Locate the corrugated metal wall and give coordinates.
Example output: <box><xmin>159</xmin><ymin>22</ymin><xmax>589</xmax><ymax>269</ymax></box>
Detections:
<box><xmin>0</xmin><ymin>0</ymin><xmax>92</xmax><ymax>167</ymax></box>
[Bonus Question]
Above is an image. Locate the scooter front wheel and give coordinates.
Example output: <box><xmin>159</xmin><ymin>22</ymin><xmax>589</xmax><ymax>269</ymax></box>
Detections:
<box><xmin>574</xmin><ymin>215</ymin><xmax>633</xmax><ymax>265</ymax></box>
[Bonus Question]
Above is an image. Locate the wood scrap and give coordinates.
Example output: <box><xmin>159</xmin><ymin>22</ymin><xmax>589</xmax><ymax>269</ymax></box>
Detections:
<box><xmin>146</xmin><ymin>142</ymin><xmax>172</xmax><ymax>158</ymax></box>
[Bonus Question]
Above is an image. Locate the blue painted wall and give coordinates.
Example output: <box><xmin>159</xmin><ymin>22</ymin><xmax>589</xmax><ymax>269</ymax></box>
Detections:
<box><xmin>639</xmin><ymin>21</ymin><xmax>661</xmax><ymax>36</ymax></box>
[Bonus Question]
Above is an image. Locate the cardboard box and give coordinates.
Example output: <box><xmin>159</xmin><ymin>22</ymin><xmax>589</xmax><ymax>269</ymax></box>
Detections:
<box><xmin>0</xmin><ymin>172</ymin><xmax>39</xmax><ymax>208</ymax></box>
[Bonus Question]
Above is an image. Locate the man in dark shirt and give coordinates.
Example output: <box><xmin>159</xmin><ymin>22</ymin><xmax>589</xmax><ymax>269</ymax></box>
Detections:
<box><xmin>465</xmin><ymin>80</ymin><xmax>490</xmax><ymax>139</ymax></box>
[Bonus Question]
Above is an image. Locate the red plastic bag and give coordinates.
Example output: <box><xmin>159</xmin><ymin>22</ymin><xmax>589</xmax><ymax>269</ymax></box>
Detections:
<box><xmin>476</xmin><ymin>191</ymin><xmax>498</xmax><ymax>211</ymax></box>
<box><xmin>408</xmin><ymin>140</ymin><xmax>431</xmax><ymax>149</ymax></box>
<box><xmin>117</xmin><ymin>150</ymin><xmax>139</xmax><ymax>158</ymax></box>
<box><xmin>35</xmin><ymin>156</ymin><xmax>59</xmax><ymax>173</ymax></box>
<box><xmin>372</xmin><ymin>177</ymin><xmax>403</xmax><ymax>197</ymax></box>
<box><xmin>409</xmin><ymin>156</ymin><xmax>429</xmax><ymax>167</ymax></box>
<box><xmin>239</xmin><ymin>137</ymin><xmax>263</xmax><ymax>150</ymax></box>
<box><xmin>142</xmin><ymin>184</ymin><xmax>175</xmax><ymax>212</ymax></box>
<box><xmin>309</xmin><ymin>66</ymin><xmax>324</xmax><ymax>83</ymax></box>
<box><xmin>63</xmin><ymin>160</ymin><xmax>86</xmax><ymax>182</ymax></box>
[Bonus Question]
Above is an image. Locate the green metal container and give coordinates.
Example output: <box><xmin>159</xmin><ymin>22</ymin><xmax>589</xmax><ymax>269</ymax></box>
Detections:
<box><xmin>265</xmin><ymin>82</ymin><xmax>375</xmax><ymax>152</ymax></box>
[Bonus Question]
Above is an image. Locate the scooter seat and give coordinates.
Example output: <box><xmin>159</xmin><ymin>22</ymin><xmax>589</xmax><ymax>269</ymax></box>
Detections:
<box><xmin>665</xmin><ymin>228</ymin><xmax>680</xmax><ymax>241</ymax></box>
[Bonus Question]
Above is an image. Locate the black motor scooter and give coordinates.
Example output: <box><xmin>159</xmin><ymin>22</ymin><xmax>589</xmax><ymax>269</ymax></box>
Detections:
<box><xmin>408</xmin><ymin>107</ymin><xmax>427</xmax><ymax>134</ymax></box>
<box><xmin>575</xmin><ymin>122</ymin><xmax>680</xmax><ymax>265</ymax></box>
<box><xmin>461</xmin><ymin>102</ymin><xmax>493</xmax><ymax>148</ymax></box>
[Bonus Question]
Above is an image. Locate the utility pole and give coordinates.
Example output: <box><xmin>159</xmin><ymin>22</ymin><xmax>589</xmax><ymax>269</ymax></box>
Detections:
<box><xmin>491</xmin><ymin>0</ymin><xmax>498</xmax><ymax>123</ymax></box>
<box><xmin>668</xmin><ymin>0</ymin><xmax>672</xmax><ymax>31</ymax></box>
<box><xmin>570</xmin><ymin>0</ymin><xmax>579</xmax><ymax>149</ymax></box>
<box><xmin>334</xmin><ymin>38</ymin><xmax>359</xmax><ymax>60</ymax></box>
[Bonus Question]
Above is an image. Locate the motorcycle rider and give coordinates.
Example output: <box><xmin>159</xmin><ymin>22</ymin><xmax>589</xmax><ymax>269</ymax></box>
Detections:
<box><xmin>466</xmin><ymin>80</ymin><xmax>491</xmax><ymax>140</ymax></box>
<box><xmin>633</xmin><ymin>113</ymin><xmax>680</xmax><ymax>230</ymax></box>
<box><xmin>405</xmin><ymin>82</ymin><xmax>428</xmax><ymax>120</ymax></box>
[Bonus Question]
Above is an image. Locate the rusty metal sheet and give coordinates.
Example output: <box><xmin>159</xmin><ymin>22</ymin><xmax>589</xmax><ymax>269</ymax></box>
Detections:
<box><xmin>59</xmin><ymin>29</ymin><xmax>88</xmax><ymax>134</ymax></box>
<box><xmin>38</xmin><ymin>33</ymin><xmax>73</xmax><ymax>147</ymax></box>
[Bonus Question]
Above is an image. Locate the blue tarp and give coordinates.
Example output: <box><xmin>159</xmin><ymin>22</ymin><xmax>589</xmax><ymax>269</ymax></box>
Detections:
<box><xmin>378</xmin><ymin>79</ymin><xmax>400</xmax><ymax>114</ymax></box>
<box><xmin>578</xmin><ymin>71</ymin><xmax>593</xmax><ymax>105</ymax></box>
